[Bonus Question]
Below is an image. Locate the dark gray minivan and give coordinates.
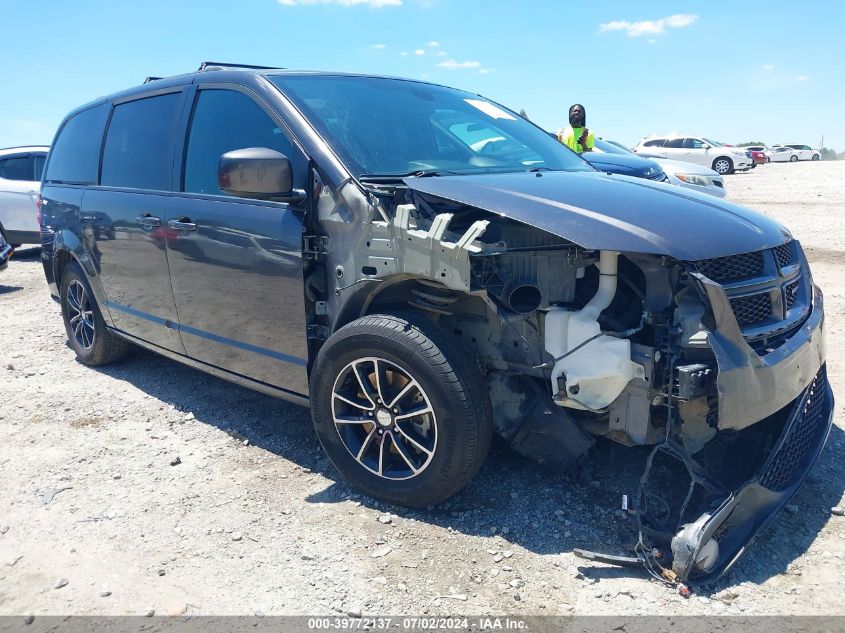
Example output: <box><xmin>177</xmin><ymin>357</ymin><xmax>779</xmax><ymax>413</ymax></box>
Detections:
<box><xmin>41</xmin><ymin>63</ymin><xmax>832</xmax><ymax>583</ymax></box>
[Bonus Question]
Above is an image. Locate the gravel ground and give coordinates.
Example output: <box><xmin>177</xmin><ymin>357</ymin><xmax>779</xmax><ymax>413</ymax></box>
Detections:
<box><xmin>0</xmin><ymin>160</ymin><xmax>843</xmax><ymax>617</ymax></box>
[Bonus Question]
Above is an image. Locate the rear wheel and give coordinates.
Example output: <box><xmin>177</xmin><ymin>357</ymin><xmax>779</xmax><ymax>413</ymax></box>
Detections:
<box><xmin>60</xmin><ymin>262</ymin><xmax>131</xmax><ymax>366</ymax></box>
<box><xmin>310</xmin><ymin>314</ymin><xmax>492</xmax><ymax>507</ymax></box>
<box><xmin>712</xmin><ymin>157</ymin><xmax>734</xmax><ymax>175</ymax></box>
<box><xmin>790</xmin><ymin>155</ymin><xmax>798</xmax><ymax>162</ymax></box>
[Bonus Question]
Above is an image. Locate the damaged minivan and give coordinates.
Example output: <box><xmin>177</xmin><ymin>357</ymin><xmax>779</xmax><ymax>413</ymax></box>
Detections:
<box><xmin>40</xmin><ymin>64</ymin><xmax>833</xmax><ymax>584</ymax></box>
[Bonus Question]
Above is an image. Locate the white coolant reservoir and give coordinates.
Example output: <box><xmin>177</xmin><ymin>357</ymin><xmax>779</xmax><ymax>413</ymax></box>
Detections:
<box><xmin>545</xmin><ymin>251</ymin><xmax>644</xmax><ymax>411</ymax></box>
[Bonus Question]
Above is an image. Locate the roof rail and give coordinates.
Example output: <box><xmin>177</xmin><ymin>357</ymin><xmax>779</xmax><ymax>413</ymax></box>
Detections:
<box><xmin>144</xmin><ymin>76</ymin><xmax>162</xmax><ymax>84</ymax></box>
<box><xmin>197</xmin><ymin>61</ymin><xmax>283</xmax><ymax>72</ymax></box>
<box><xmin>0</xmin><ymin>145</ymin><xmax>50</xmax><ymax>152</ymax></box>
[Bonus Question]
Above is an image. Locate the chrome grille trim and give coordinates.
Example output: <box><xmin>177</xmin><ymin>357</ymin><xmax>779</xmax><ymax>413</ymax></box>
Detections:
<box><xmin>692</xmin><ymin>242</ymin><xmax>810</xmax><ymax>351</ymax></box>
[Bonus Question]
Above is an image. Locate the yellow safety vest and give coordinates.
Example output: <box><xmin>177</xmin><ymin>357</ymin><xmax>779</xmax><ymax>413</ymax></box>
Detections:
<box><xmin>558</xmin><ymin>127</ymin><xmax>595</xmax><ymax>153</ymax></box>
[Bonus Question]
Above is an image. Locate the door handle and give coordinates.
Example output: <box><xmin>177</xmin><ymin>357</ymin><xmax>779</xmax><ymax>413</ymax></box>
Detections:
<box><xmin>167</xmin><ymin>218</ymin><xmax>197</xmax><ymax>232</ymax></box>
<box><xmin>136</xmin><ymin>213</ymin><xmax>161</xmax><ymax>228</ymax></box>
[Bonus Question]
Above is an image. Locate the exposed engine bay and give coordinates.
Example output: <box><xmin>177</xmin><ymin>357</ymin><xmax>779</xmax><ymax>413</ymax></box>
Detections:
<box><xmin>305</xmin><ymin>170</ymin><xmax>833</xmax><ymax>585</ymax></box>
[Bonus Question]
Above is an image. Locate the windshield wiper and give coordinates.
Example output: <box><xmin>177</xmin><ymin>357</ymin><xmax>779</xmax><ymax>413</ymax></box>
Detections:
<box><xmin>359</xmin><ymin>169</ymin><xmax>461</xmax><ymax>183</ymax></box>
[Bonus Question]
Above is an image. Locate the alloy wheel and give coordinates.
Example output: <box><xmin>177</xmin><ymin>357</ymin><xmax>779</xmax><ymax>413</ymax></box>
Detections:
<box><xmin>67</xmin><ymin>280</ymin><xmax>95</xmax><ymax>350</ymax></box>
<box><xmin>713</xmin><ymin>159</ymin><xmax>731</xmax><ymax>174</ymax></box>
<box><xmin>331</xmin><ymin>357</ymin><xmax>437</xmax><ymax>480</ymax></box>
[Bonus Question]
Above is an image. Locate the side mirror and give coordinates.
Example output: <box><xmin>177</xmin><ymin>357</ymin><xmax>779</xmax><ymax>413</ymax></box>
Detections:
<box><xmin>218</xmin><ymin>147</ymin><xmax>305</xmax><ymax>203</ymax></box>
<box><xmin>701</xmin><ymin>144</ymin><xmax>711</xmax><ymax>149</ymax></box>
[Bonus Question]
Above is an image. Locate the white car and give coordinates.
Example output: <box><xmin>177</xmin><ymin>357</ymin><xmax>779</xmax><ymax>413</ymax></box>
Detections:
<box><xmin>633</xmin><ymin>135</ymin><xmax>752</xmax><ymax>175</ymax></box>
<box><xmin>595</xmin><ymin>139</ymin><xmax>726</xmax><ymax>198</ymax></box>
<box><xmin>0</xmin><ymin>145</ymin><xmax>49</xmax><ymax>247</ymax></box>
<box><xmin>783</xmin><ymin>144</ymin><xmax>821</xmax><ymax>161</ymax></box>
<box><xmin>769</xmin><ymin>146</ymin><xmax>800</xmax><ymax>163</ymax></box>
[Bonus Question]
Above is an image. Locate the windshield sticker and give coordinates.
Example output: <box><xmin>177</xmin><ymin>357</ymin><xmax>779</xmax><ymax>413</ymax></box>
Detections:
<box><xmin>464</xmin><ymin>99</ymin><xmax>516</xmax><ymax>120</ymax></box>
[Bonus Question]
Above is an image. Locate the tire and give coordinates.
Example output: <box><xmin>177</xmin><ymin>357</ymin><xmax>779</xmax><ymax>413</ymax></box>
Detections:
<box><xmin>60</xmin><ymin>262</ymin><xmax>131</xmax><ymax>366</ymax></box>
<box><xmin>812</xmin><ymin>154</ymin><xmax>820</xmax><ymax>161</ymax></box>
<box><xmin>310</xmin><ymin>313</ymin><xmax>492</xmax><ymax>507</ymax></box>
<box><xmin>789</xmin><ymin>155</ymin><xmax>798</xmax><ymax>162</ymax></box>
<box><xmin>712</xmin><ymin>157</ymin><xmax>734</xmax><ymax>175</ymax></box>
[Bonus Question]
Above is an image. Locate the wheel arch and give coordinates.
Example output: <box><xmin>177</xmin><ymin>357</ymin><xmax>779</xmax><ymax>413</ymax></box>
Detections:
<box><xmin>52</xmin><ymin>230</ymin><xmax>114</xmax><ymax>327</ymax></box>
<box><xmin>331</xmin><ymin>274</ymin><xmax>481</xmax><ymax>333</ymax></box>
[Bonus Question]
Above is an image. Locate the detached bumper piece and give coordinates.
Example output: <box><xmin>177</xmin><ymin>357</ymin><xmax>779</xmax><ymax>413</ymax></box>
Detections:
<box><xmin>669</xmin><ymin>365</ymin><xmax>833</xmax><ymax>583</ymax></box>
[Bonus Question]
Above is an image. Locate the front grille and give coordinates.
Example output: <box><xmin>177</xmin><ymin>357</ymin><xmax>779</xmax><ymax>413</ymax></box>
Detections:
<box><xmin>773</xmin><ymin>241</ymin><xmax>795</xmax><ymax>268</ymax></box>
<box><xmin>729</xmin><ymin>293</ymin><xmax>772</xmax><ymax>326</ymax></box>
<box><xmin>695</xmin><ymin>251</ymin><xmax>765</xmax><ymax>283</ymax></box>
<box><xmin>784</xmin><ymin>279</ymin><xmax>800</xmax><ymax>310</ymax></box>
<box><xmin>759</xmin><ymin>367</ymin><xmax>830</xmax><ymax>491</ymax></box>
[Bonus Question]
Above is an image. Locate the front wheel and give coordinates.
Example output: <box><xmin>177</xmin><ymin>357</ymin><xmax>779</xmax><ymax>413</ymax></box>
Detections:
<box><xmin>310</xmin><ymin>314</ymin><xmax>492</xmax><ymax>507</ymax></box>
<box><xmin>812</xmin><ymin>154</ymin><xmax>820</xmax><ymax>161</ymax></box>
<box><xmin>60</xmin><ymin>262</ymin><xmax>131</xmax><ymax>366</ymax></box>
<box><xmin>712</xmin><ymin>157</ymin><xmax>734</xmax><ymax>175</ymax></box>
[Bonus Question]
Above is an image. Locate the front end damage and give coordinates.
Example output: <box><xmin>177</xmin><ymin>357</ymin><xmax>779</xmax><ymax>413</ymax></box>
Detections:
<box><xmin>306</xmin><ymin>171</ymin><xmax>834</xmax><ymax>584</ymax></box>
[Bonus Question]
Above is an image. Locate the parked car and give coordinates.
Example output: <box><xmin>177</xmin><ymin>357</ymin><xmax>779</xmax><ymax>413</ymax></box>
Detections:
<box><xmin>0</xmin><ymin>228</ymin><xmax>12</xmax><ymax>272</ymax></box>
<box><xmin>743</xmin><ymin>145</ymin><xmax>771</xmax><ymax>159</ymax></box>
<box><xmin>596</xmin><ymin>139</ymin><xmax>726</xmax><ymax>198</ymax></box>
<box><xmin>633</xmin><ymin>135</ymin><xmax>753</xmax><ymax>175</ymax></box>
<box><xmin>41</xmin><ymin>64</ymin><xmax>832</xmax><ymax>584</ymax></box>
<box><xmin>746</xmin><ymin>149</ymin><xmax>767</xmax><ymax>167</ymax></box>
<box><xmin>769</xmin><ymin>146</ymin><xmax>800</xmax><ymax>162</ymax></box>
<box><xmin>0</xmin><ymin>145</ymin><xmax>49</xmax><ymax>247</ymax></box>
<box><xmin>579</xmin><ymin>139</ymin><xmax>668</xmax><ymax>183</ymax></box>
<box><xmin>783</xmin><ymin>144</ymin><xmax>821</xmax><ymax>161</ymax></box>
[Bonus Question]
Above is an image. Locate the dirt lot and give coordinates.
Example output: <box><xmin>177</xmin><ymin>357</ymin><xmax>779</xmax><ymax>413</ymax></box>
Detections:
<box><xmin>0</xmin><ymin>160</ymin><xmax>843</xmax><ymax>617</ymax></box>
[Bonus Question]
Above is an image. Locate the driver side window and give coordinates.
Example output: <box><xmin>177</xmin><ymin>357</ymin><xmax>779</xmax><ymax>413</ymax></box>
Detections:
<box><xmin>183</xmin><ymin>88</ymin><xmax>303</xmax><ymax>197</ymax></box>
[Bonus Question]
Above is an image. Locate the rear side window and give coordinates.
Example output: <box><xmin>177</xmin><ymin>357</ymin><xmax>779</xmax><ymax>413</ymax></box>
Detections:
<box><xmin>643</xmin><ymin>139</ymin><xmax>665</xmax><ymax>147</ymax></box>
<box><xmin>44</xmin><ymin>104</ymin><xmax>109</xmax><ymax>184</ymax></box>
<box><xmin>183</xmin><ymin>89</ymin><xmax>298</xmax><ymax>196</ymax></box>
<box><xmin>101</xmin><ymin>92</ymin><xmax>183</xmax><ymax>191</ymax></box>
<box><xmin>0</xmin><ymin>155</ymin><xmax>34</xmax><ymax>181</ymax></box>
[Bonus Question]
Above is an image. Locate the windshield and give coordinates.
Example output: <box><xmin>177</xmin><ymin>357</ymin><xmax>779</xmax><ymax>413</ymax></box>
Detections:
<box><xmin>269</xmin><ymin>75</ymin><xmax>593</xmax><ymax>178</ymax></box>
<box><xmin>703</xmin><ymin>138</ymin><xmax>724</xmax><ymax>147</ymax></box>
<box><xmin>594</xmin><ymin>139</ymin><xmax>633</xmax><ymax>155</ymax></box>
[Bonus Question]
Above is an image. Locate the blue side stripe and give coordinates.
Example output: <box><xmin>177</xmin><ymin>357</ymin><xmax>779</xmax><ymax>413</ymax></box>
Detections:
<box><xmin>106</xmin><ymin>301</ymin><xmax>308</xmax><ymax>367</ymax></box>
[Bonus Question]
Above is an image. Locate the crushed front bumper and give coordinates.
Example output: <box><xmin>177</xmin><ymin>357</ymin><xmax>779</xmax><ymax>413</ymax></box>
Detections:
<box><xmin>671</xmin><ymin>364</ymin><xmax>834</xmax><ymax>582</ymax></box>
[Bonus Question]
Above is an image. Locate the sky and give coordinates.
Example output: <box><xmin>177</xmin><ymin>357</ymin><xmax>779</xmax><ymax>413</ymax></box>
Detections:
<box><xmin>1</xmin><ymin>1</ymin><xmax>843</xmax><ymax>150</ymax></box>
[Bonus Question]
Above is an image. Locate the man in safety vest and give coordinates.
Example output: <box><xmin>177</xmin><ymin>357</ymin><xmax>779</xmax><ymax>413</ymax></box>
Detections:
<box><xmin>557</xmin><ymin>103</ymin><xmax>595</xmax><ymax>153</ymax></box>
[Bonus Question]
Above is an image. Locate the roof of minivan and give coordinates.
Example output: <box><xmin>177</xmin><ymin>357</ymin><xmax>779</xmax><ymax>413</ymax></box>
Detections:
<box><xmin>61</xmin><ymin>68</ymin><xmax>473</xmax><ymax>122</ymax></box>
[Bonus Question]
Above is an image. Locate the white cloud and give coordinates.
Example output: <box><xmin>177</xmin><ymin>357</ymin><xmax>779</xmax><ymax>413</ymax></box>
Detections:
<box><xmin>761</xmin><ymin>64</ymin><xmax>775</xmax><ymax>70</ymax></box>
<box><xmin>400</xmin><ymin>51</ymin><xmax>409</xmax><ymax>56</ymax></box>
<box><xmin>598</xmin><ymin>13</ymin><xmax>698</xmax><ymax>37</ymax></box>
<box><xmin>436</xmin><ymin>59</ymin><xmax>481</xmax><ymax>70</ymax></box>
<box><xmin>435</xmin><ymin>50</ymin><xmax>447</xmax><ymax>57</ymax></box>
<box><xmin>478</xmin><ymin>68</ymin><xmax>495</xmax><ymax>75</ymax></box>
<box><xmin>427</xmin><ymin>41</ymin><xmax>440</xmax><ymax>47</ymax></box>
<box><xmin>278</xmin><ymin>0</ymin><xmax>401</xmax><ymax>6</ymax></box>
<box><xmin>415</xmin><ymin>48</ymin><xmax>425</xmax><ymax>56</ymax></box>
<box><xmin>647</xmin><ymin>39</ymin><xmax>656</xmax><ymax>44</ymax></box>
<box><xmin>367</xmin><ymin>43</ymin><xmax>387</xmax><ymax>49</ymax></box>
<box><xmin>797</xmin><ymin>75</ymin><xmax>810</xmax><ymax>81</ymax></box>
